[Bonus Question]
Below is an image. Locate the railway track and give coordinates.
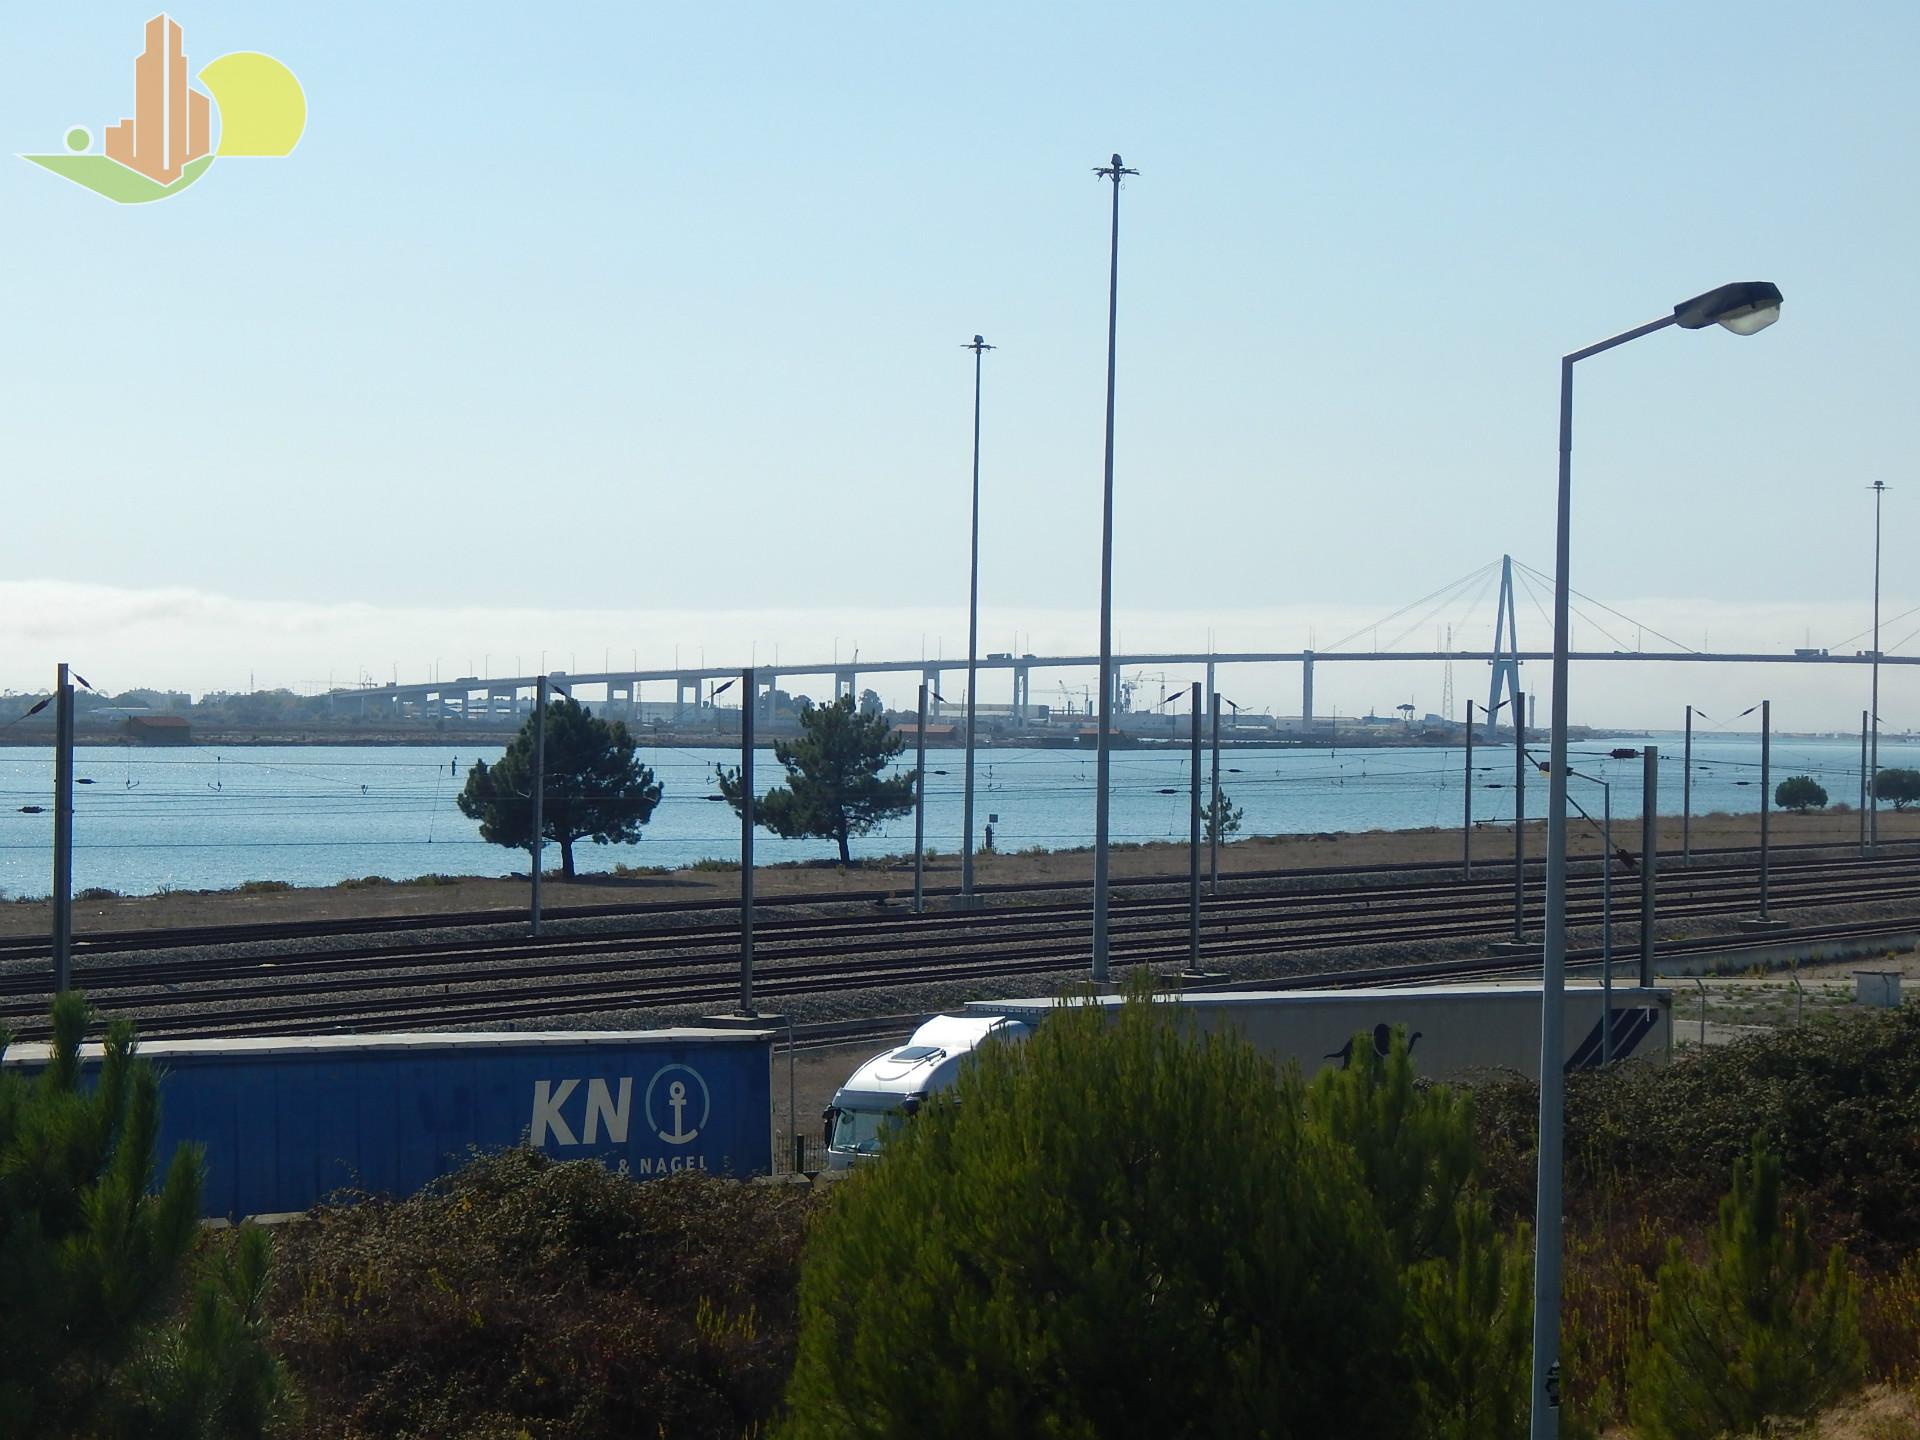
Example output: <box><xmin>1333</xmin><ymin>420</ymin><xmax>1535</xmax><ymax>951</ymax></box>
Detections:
<box><xmin>0</xmin><ymin>834</ymin><xmax>1908</xmax><ymax>966</ymax></box>
<box><xmin>2</xmin><ymin>847</ymin><xmax>1912</xmax><ymax>1040</ymax></box>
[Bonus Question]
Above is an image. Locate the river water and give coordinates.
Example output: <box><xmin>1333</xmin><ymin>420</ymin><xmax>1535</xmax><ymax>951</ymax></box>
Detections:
<box><xmin>0</xmin><ymin>734</ymin><xmax>1901</xmax><ymax>899</ymax></box>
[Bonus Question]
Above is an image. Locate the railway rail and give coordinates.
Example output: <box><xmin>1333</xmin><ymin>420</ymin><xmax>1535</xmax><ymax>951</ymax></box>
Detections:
<box><xmin>0</xmin><ymin>834</ymin><xmax>1908</xmax><ymax>966</ymax></box>
<box><xmin>1</xmin><ymin>846</ymin><xmax>1912</xmax><ymax>1040</ymax></box>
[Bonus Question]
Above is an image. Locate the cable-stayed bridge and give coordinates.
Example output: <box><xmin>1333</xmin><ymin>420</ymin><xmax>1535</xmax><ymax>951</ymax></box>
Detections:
<box><xmin>325</xmin><ymin>556</ymin><xmax>1912</xmax><ymax>728</ymax></box>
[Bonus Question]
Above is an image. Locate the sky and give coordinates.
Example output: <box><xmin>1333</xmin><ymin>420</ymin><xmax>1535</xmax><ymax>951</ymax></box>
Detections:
<box><xmin>2</xmin><ymin>3</ymin><xmax>1915</xmax><ymax>728</ymax></box>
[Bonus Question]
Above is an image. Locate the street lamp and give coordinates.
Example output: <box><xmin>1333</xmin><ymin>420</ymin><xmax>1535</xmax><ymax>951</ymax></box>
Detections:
<box><xmin>1091</xmin><ymin>151</ymin><xmax>1138</xmax><ymax>986</ymax></box>
<box><xmin>1530</xmin><ymin>279</ymin><xmax>1783</xmax><ymax>1439</ymax></box>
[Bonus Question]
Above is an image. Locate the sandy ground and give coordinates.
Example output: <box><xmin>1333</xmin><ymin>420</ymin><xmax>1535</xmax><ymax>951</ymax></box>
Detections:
<box><xmin>5</xmin><ymin>807</ymin><xmax>1912</xmax><ymax>938</ymax></box>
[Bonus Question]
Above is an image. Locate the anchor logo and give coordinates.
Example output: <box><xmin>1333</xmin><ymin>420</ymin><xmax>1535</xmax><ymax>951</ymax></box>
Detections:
<box><xmin>644</xmin><ymin>1063</ymin><xmax>710</xmax><ymax>1147</ymax></box>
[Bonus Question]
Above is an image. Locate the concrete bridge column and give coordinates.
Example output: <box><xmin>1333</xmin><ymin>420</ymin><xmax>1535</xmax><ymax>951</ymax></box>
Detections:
<box><xmin>1012</xmin><ymin>662</ymin><xmax>1030</xmax><ymax>719</ymax></box>
<box><xmin>676</xmin><ymin>676</ymin><xmax>699</xmax><ymax>716</ymax></box>
<box><xmin>761</xmin><ymin>673</ymin><xmax>779</xmax><ymax>725</ymax></box>
<box><xmin>923</xmin><ymin>667</ymin><xmax>942</xmax><ymax>717</ymax></box>
<box><xmin>835</xmin><ymin>669</ymin><xmax>856</xmax><ymax>702</ymax></box>
<box><xmin>1302</xmin><ymin>651</ymin><xmax>1315</xmax><ymax>733</ymax></box>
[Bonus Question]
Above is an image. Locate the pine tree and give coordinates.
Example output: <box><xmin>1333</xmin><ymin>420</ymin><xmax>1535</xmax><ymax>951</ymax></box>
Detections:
<box><xmin>1628</xmin><ymin>1134</ymin><xmax>1866</xmax><ymax>1440</ymax></box>
<box><xmin>0</xmin><ymin>993</ymin><xmax>295</xmax><ymax>1437</ymax></box>
<box><xmin>458</xmin><ymin>695</ymin><xmax>663</xmax><ymax>878</ymax></box>
<box><xmin>1405</xmin><ymin>1197</ymin><xmax>1532</xmax><ymax>1440</ymax></box>
<box><xmin>1304</xmin><ymin>1027</ymin><xmax>1476</xmax><ymax>1267</ymax></box>
<box><xmin>781</xmin><ymin>977</ymin><xmax>1413</xmax><ymax>1438</ymax></box>
<box><xmin>1203</xmin><ymin>787</ymin><xmax>1243</xmax><ymax>844</ymax></box>
<box><xmin>721</xmin><ymin>695</ymin><xmax>913</xmax><ymax>866</ymax></box>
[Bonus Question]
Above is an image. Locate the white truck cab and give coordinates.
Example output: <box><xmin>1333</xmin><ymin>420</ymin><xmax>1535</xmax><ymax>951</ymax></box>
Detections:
<box><xmin>823</xmin><ymin>1013</ymin><xmax>1031</xmax><ymax>1169</ymax></box>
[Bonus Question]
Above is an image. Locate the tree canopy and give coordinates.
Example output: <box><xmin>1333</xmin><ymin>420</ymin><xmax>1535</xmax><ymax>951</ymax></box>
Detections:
<box><xmin>1774</xmin><ymin>775</ymin><xmax>1828</xmax><ymax>812</ymax></box>
<box><xmin>1873</xmin><ymin>767</ymin><xmax>1920</xmax><ymax>810</ymax></box>
<box><xmin>457</xmin><ymin>697</ymin><xmax>662</xmax><ymax>878</ymax></box>
<box><xmin>781</xmin><ymin>984</ymin><xmax>1414</xmax><ymax>1438</ymax></box>
<box><xmin>719</xmin><ymin>695</ymin><xmax>913</xmax><ymax>865</ymax></box>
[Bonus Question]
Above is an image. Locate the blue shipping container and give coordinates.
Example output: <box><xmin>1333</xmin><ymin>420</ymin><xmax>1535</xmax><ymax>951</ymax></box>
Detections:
<box><xmin>4</xmin><ymin>1028</ymin><xmax>774</xmax><ymax>1218</ymax></box>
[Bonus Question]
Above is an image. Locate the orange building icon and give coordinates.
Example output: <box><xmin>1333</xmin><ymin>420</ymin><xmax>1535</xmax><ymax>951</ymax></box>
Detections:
<box><xmin>102</xmin><ymin>15</ymin><xmax>210</xmax><ymax>185</ymax></box>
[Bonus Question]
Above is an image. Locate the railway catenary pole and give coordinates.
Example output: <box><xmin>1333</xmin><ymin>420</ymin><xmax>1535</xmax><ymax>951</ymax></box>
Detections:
<box><xmin>740</xmin><ymin>666</ymin><xmax>757</xmax><ymax>1016</ymax></box>
<box><xmin>1861</xmin><ymin>710</ymin><xmax>1871</xmax><ymax>854</ymax></box>
<box><xmin>1209</xmin><ymin>692</ymin><xmax>1222</xmax><ymax>895</ymax></box>
<box><xmin>1189</xmin><ymin>684</ymin><xmax>1202</xmax><ymax>971</ymax></box>
<box><xmin>1513</xmin><ymin>693</ymin><xmax>1527</xmax><ymax>942</ymax></box>
<box><xmin>530</xmin><ymin>675</ymin><xmax>547</xmax><ymax>937</ymax></box>
<box><xmin>1464</xmin><ymin>701</ymin><xmax>1475</xmax><ymax>879</ymax></box>
<box><xmin>1759</xmin><ymin>699</ymin><xmax>1771</xmax><ymax>922</ymax></box>
<box><xmin>1682</xmin><ymin>705</ymin><xmax>1693</xmax><ymax>866</ymax></box>
<box><xmin>914</xmin><ymin>683</ymin><xmax>929</xmax><ymax>913</ymax></box>
<box><xmin>1602</xmin><ymin>778</ymin><xmax>1613</xmax><ymax>1063</ymax></box>
<box><xmin>51</xmin><ymin>662</ymin><xmax>74</xmax><ymax>993</ymax></box>
<box><xmin>961</xmin><ymin>334</ymin><xmax>993</xmax><ymax>905</ymax></box>
<box><xmin>1639</xmin><ymin>746</ymin><xmax>1658</xmax><ymax>986</ymax></box>
<box><xmin>1090</xmin><ymin>151</ymin><xmax>1137</xmax><ymax>988</ymax></box>
<box><xmin>1871</xmin><ymin>481</ymin><xmax>1886</xmax><ymax>853</ymax></box>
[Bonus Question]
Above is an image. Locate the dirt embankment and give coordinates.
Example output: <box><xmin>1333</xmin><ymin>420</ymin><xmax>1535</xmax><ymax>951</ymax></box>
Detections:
<box><xmin>4</xmin><ymin>806</ymin><xmax>1912</xmax><ymax>939</ymax></box>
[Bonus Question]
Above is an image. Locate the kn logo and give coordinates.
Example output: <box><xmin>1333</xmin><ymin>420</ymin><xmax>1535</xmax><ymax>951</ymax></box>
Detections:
<box><xmin>530</xmin><ymin>1063</ymin><xmax>712</xmax><ymax>1150</ymax></box>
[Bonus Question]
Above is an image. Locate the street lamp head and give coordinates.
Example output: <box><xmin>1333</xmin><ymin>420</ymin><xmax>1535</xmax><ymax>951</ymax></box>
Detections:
<box><xmin>1672</xmin><ymin>280</ymin><xmax>1783</xmax><ymax>335</ymax></box>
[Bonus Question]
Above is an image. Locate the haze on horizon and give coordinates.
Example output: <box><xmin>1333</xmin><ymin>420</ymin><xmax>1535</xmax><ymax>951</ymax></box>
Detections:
<box><xmin>2</xmin><ymin>3</ymin><xmax>1913</xmax><ymax>731</ymax></box>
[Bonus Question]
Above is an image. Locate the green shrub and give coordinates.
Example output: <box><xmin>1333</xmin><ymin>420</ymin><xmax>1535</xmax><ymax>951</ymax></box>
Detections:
<box><xmin>1473</xmin><ymin>1006</ymin><xmax>1920</xmax><ymax>1263</ymax></box>
<box><xmin>236</xmin><ymin>880</ymin><xmax>294</xmax><ymax>895</ymax></box>
<box><xmin>780</xmin><ymin>980</ymin><xmax>1412</xmax><ymax>1438</ymax></box>
<box><xmin>690</xmin><ymin>857</ymin><xmax>739</xmax><ymax>873</ymax></box>
<box><xmin>1628</xmin><ymin>1135</ymin><xmax>1865</xmax><ymax>1438</ymax></box>
<box><xmin>75</xmin><ymin>886</ymin><xmax>122</xmax><ymax>901</ymax></box>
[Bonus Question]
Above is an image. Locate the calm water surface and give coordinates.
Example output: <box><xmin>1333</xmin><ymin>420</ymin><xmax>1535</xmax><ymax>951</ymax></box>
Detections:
<box><xmin>0</xmin><ymin>734</ymin><xmax>1903</xmax><ymax>898</ymax></box>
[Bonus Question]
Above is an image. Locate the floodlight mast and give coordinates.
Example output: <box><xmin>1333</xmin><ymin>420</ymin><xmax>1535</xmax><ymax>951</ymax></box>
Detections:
<box><xmin>1530</xmin><ymin>280</ymin><xmax>1783</xmax><ymax>1440</ymax></box>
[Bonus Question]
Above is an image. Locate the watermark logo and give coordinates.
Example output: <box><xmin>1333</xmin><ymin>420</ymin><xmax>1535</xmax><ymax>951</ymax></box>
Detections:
<box><xmin>23</xmin><ymin>13</ymin><xmax>303</xmax><ymax>204</ymax></box>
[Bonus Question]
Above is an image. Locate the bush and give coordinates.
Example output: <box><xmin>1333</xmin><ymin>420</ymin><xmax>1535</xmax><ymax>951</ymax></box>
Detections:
<box><xmin>1473</xmin><ymin>1005</ymin><xmax>1920</xmax><ymax>1264</ymax></box>
<box><xmin>236</xmin><ymin>880</ymin><xmax>295</xmax><ymax>895</ymax></box>
<box><xmin>271</xmin><ymin>1149</ymin><xmax>814</xmax><ymax>1439</ymax></box>
<box><xmin>1628</xmin><ymin>1135</ymin><xmax>1865</xmax><ymax>1438</ymax></box>
<box><xmin>1775</xmin><ymin>774</ymin><xmax>1828</xmax><ymax>811</ymax></box>
<box><xmin>780</xmin><ymin>981</ymin><xmax>1413</xmax><ymax>1438</ymax></box>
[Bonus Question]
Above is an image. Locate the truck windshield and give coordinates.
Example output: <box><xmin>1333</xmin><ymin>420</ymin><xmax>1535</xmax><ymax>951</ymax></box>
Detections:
<box><xmin>830</xmin><ymin>1107</ymin><xmax>891</xmax><ymax>1155</ymax></box>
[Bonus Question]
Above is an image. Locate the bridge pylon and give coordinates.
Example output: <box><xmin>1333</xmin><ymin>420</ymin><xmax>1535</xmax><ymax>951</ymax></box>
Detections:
<box><xmin>1487</xmin><ymin>554</ymin><xmax>1523</xmax><ymax>737</ymax></box>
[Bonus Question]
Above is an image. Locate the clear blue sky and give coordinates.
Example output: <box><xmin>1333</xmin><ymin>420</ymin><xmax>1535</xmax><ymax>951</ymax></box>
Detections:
<box><xmin>2</xmin><ymin>3</ymin><xmax>1915</xmax><ymax>723</ymax></box>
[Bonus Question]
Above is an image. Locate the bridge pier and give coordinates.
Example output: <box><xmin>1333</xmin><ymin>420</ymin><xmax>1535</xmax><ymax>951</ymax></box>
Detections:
<box><xmin>1012</xmin><ymin>661</ymin><xmax>1030</xmax><ymax>719</ymax></box>
<box><xmin>923</xmin><ymin>667</ymin><xmax>942</xmax><ymax>718</ymax></box>
<box><xmin>834</xmin><ymin>669</ymin><xmax>856</xmax><ymax>702</ymax></box>
<box><xmin>1302</xmin><ymin>650</ymin><xmax>1314</xmax><ymax>733</ymax></box>
<box><xmin>676</xmin><ymin>676</ymin><xmax>699</xmax><ymax>716</ymax></box>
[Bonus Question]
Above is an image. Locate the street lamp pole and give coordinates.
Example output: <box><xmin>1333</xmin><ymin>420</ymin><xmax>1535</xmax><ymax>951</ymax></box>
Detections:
<box><xmin>1870</xmin><ymin>480</ymin><xmax>1887</xmax><ymax>853</ymax></box>
<box><xmin>962</xmin><ymin>335</ymin><xmax>994</xmax><ymax>903</ymax></box>
<box><xmin>1529</xmin><ymin>280</ymin><xmax>1783</xmax><ymax>1440</ymax></box>
<box><xmin>1091</xmin><ymin>151</ymin><xmax>1137</xmax><ymax>987</ymax></box>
